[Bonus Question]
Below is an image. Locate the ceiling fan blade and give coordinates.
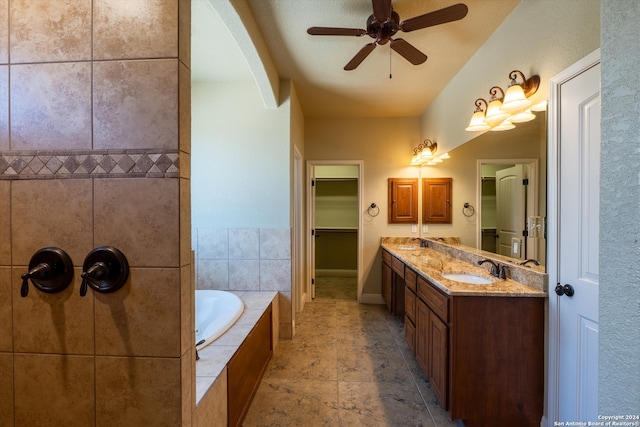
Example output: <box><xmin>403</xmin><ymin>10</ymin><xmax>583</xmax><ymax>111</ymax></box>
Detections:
<box><xmin>307</xmin><ymin>27</ymin><xmax>367</xmax><ymax>37</ymax></box>
<box><xmin>399</xmin><ymin>3</ymin><xmax>469</xmax><ymax>32</ymax></box>
<box><xmin>390</xmin><ymin>38</ymin><xmax>427</xmax><ymax>65</ymax></box>
<box><xmin>372</xmin><ymin>0</ymin><xmax>392</xmax><ymax>23</ymax></box>
<box><xmin>344</xmin><ymin>43</ymin><xmax>377</xmax><ymax>70</ymax></box>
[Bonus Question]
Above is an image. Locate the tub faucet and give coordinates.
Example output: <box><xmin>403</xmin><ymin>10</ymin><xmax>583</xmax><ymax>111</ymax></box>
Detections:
<box><xmin>195</xmin><ymin>339</ymin><xmax>205</xmax><ymax>361</ymax></box>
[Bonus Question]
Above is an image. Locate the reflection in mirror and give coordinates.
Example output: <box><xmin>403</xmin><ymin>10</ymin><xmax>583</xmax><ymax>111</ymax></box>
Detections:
<box><xmin>475</xmin><ymin>112</ymin><xmax>547</xmax><ymax>267</ymax></box>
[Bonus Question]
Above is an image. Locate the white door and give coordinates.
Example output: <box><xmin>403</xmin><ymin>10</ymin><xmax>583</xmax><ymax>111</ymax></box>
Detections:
<box><xmin>496</xmin><ymin>165</ymin><xmax>526</xmax><ymax>259</ymax></box>
<box><xmin>556</xmin><ymin>60</ymin><xmax>601</xmax><ymax>422</ymax></box>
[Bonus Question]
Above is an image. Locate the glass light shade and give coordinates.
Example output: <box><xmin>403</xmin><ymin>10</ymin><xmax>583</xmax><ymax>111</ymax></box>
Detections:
<box><xmin>530</xmin><ymin>100</ymin><xmax>548</xmax><ymax>112</ymax></box>
<box><xmin>500</xmin><ymin>84</ymin><xmax>532</xmax><ymax>113</ymax></box>
<box><xmin>484</xmin><ymin>99</ymin><xmax>510</xmax><ymax>126</ymax></box>
<box><xmin>418</xmin><ymin>148</ymin><xmax>434</xmax><ymax>161</ymax></box>
<box><xmin>439</xmin><ymin>152</ymin><xmax>450</xmax><ymax>159</ymax></box>
<box><xmin>465</xmin><ymin>110</ymin><xmax>490</xmax><ymax>131</ymax></box>
<box><xmin>431</xmin><ymin>157</ymin><xmax>443</xmax><ymax>163</ymax></box>
<box><xmin>490</xmin><ymin>119</ymin><xmax>515</xmax><ymax>131</ymax></box>
<box><xmin>509</xmin><ymin>109</ymin><xmax>536</xmax><ymax>123</ymax></box>
<box><xmin>410</xmin><ymin>154</ymin><xmax>423</xmax><ymax>166</ymax></box>
<box><xmin>425</xmin><ymin>160</ymin><xmax>437</xmax><ymax>166</ymax></box>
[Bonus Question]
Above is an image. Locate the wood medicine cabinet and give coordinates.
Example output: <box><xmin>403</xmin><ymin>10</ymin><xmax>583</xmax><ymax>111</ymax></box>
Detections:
<box><xmin>422</xmin><ymin>178</ymin><xmax>452</xmax><ymax>224</ymax></box>
<box><xmin>388</xmin><ymin>178</ymin><xmax>418</xmax><ymax>224</ymax></box>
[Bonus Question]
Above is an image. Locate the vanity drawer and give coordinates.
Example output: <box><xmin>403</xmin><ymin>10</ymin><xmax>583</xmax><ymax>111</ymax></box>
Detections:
<box><xmin>405</xmin><ymin>287</ymin><xmax>416</xmax><ymax>322</ymax></box>
<box><xmin>417</xmin><ymin>276</ymin><xmax>449</xmax><ymax>323</ymax></box>
<box><xmin>391</xmin><ymin>256</ymin><xmax>405</xmax><ymax>278</ymax></box>
<box><xmin>405</xmin><ymin>267</ymin><xmax>417</xmax><ymax>292</ymax></box>
<box><xmin>382</xmin><ymin>249</ymin><xmax>392</xmax><ymax>265</ymax></box>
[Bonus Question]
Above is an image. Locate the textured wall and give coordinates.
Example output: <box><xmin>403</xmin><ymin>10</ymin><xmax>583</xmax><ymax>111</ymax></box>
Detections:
<box><xmin>0</xmin><ymin>1</ymin><xmax>193</xmax><ymax>425</ymax></box>
<box><xmin>600</xmin><ymin>0</ymin><xmax>640</xmax><ymax>414</ymax></box>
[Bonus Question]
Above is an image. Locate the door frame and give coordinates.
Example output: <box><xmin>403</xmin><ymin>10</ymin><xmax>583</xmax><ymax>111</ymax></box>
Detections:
<box><xmin>293</xmin><ymin>147</ymin><xmax>305</xmax><ymax>319</ymax></box>
<box><xmin>546</xmin><ymin>48</ymin><xmax>601</xmax><ymax>427</ymax></box>
<box><xmin>306</xmin><ymin>160</ymin><xmax>364</xmax><ymax>302</ymax></box>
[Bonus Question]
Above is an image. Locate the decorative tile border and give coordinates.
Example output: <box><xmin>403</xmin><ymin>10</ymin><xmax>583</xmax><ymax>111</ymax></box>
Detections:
<box><xmin>0</xmin><ymin>149</ymin><xmax>179</xmax><ymax>179</ymax></box>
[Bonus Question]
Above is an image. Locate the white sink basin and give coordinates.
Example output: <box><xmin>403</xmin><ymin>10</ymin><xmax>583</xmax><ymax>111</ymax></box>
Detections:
<box><xmin>441</xmin><ymin>273</ymin><xmax>494</xmax><ymax>285</ymax></box>
<box><xmin>397</xmin><ymin>245</ymin><xmax>421</xmax><ymax>250</ymax></box>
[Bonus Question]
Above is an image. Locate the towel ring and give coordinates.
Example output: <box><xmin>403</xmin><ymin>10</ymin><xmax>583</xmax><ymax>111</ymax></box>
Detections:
<box><xmin>367</xmin><ymin>203</ymin><xmax>380</xmax><ymax>217</ymax></box>
<box><xmin>462</xmin><ymin>202</ymin><xmax>475</xmax><ymax>217</ymax></box>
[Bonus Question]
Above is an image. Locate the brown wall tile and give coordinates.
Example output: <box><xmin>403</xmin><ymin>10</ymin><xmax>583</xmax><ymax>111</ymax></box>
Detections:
<box><xmin>93</xmin><ymin>59</ymin><xmax>178</xmax><ymax>150</ymax></box>
<box><xmin>12</xmin><ymin>268</ymin><xmax>94</xmax><ymax>354</ymax></box>
<box><xmin>14</xmin><ymin>354</ymin><xmax>94</xmax><ymax>427</ymax></box>
<box><xmin>0</xmin><ymin>268</ymin><xmax>11</xmax><ymax>352</ymax></box>
<box><xmin>94</xmin><ymin>268</ymin><xmax>181</xmax><ymax>357</ymax></box>
<box><xmin>0</xmin><ymin>181</ymin><xmax>9</xmax><ymax>264</ymax></box>
<box><xmin>9</xmin><ymin>0</ymin><xmax>91</xmax><ymax>63</ymax></box>
<box><xmin>0</xmin><ymin>352</ymin><xmax>13</xmax><ymax>427</ymax></box>
<box><xmin>194</xmin><ymin>368</ymin><xmax>227</xmax><ymax>427</ymax></box>
<box><xmin>180</xmin><ymin>177</ymin><xmax>191</xmax><ymax>267</ymax></box>
<box><xmin>10</xmin><ymin>62</ymin><xmax>92</xmax><ymax>151</ymax></box>
<box><xmin>181</xmin><ymin>348</ymin><xmax>193</xmax><ymax>425</ymax></box>
<box><xmin>96</xmin><ymin>356</ymin><xmax>182</xmax><ymax>427</ymax></box>
<box><xmin>0</xmin><ymin>66</ymin><xmax>7</xmax><ymax>150</ymax></box>
<box><xmin>0</xmin><ymin>0</ymin><xmax>7</xmax><ymax>64</ymax></box>
<box><xmin>94</xmin><ymin>178</ymin><xmax>179</xmax><ymax>267</ymax></box>
<box><xmin>11</xmin><ymin>179</ymin><xmax>93</xmax><ymax>266</ymax></box>
<box><xmin>93</xmin><ymin>0</ymin><xmax>178</xmax><ymax>60</ymax></box>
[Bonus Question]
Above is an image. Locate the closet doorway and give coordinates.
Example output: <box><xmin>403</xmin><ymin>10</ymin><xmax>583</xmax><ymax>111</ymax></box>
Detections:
<box><xmin>307</xmin><ymin>161</ymin><xmax>363</xmax><ymax>303</ymax></box>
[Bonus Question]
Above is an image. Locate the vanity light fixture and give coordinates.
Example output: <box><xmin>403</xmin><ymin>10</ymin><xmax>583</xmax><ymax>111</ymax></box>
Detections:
<box><xmin>410</xmin><ymin>139</ymin><xmax>438</xmax><ymax>166</ymax></box>
<box><xmin>465</xmin><ymin>69</ymin><xmax>541</xmax><ymax>132</ymax></box>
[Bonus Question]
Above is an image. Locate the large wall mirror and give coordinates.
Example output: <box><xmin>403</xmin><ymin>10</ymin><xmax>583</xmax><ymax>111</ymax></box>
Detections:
<box><xmin>441</xmin><ymin>111</ymin><xmax>546</xmax><ymax>268</ymax></box>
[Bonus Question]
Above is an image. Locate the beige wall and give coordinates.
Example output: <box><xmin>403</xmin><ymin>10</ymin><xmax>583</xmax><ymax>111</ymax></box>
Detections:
<box><xmin>305</xmin><ymin>117</ymin><xmax>421</xmax><ymax>295</ymax></box>
<box><xmin>421</xmin><ymin>0</ymin><xmax>600</xmax><ymax>153</ymax></box>
<box><xmin>0</xmin><ymin>1</ymin><xmax>193</xmax><ymax>426</ymax></box>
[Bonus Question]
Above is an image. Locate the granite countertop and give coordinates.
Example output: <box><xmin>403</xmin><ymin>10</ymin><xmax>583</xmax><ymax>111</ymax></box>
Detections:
<box><xmin>382</xmin><ymin>242</ymin><xmax>546</xmax><ymax>297</ymax></box>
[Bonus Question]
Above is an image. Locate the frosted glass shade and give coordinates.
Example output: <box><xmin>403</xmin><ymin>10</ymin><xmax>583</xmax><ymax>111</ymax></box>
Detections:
<box><xmin>465</xmin><ymin>110</ymin><xmax>490</xmax><ymax>131</ymax></box>
<box><xmin>501</xmin><ymin>84</ymin><xmax>532</xmax><ymax>113</ymax></box>
<box><xmin>484</xmin><ymin>99</ymin><xmax>510</xmax><ymax>125</ymax></box>
<box><xmin>490</xmin><ymin>119</ymin><xmax>515</xmax><ymax>131</ymax></box>
<box><xmin>509</xmin><ymin>109</ymin><xmax>536</xmax><ymax>123</ymax></box>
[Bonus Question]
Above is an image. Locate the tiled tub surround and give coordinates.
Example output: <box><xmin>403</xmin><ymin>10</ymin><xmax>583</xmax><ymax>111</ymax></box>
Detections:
<box><xmin>1</xmin><ymin>1</ymin><xmax>192</xmax><ymax>426</ymax></box>
<box><xmin>382</xmin><ymin>237</ymin><xmax>548</xmax><ymax>295</ymax></box>
<box><xmin>194</xmin><ymin>291</ymin><xmax>278</xmax><ymax>426</ymax></box>
<box><xmin>193</xmin><ymin>227</ymin><xmax>293</xmax><ymax>339</ymax></box>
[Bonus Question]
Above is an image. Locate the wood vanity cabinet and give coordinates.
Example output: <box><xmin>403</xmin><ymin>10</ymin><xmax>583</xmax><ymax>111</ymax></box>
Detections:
<box><xmin>416</xmin><ymin>276</ymin><xmax>449</xmax><ymax>407</ymax></box>
<box><xmin>396</xmin><ymin>257</ymin><xmax>544</xmax><ymax>427</ymax></box>
<box><xmin>381</xmin><ymin>249</ymin><xmax>405</xmax><ymax>319</ymax></box>
<box><xmin>404</xmin><ymin>267</ymin><xmax>418</xmax><ymax>353</ymax></box>
<box><xmin>388</xmin><ymin>178</ymin><xmax>418</xmax><ymax>223</ymax></box>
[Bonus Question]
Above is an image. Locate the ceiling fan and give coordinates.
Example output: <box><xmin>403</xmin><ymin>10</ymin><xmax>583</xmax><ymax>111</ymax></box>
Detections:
<box><xmin>307</xmin><ymin>0</ymin><xmax>468</xmax><ymax>70</ymax></box>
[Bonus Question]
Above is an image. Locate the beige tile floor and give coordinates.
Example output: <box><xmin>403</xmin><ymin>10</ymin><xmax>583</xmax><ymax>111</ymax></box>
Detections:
<box><xmin>243</xmin><ymin>276</ymin><xmax>460</xmax><ymax>427</ymax></box>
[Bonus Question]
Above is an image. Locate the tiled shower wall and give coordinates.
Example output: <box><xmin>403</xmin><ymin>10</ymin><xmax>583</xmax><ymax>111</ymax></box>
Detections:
<box><xmin>193</xmin><ymin>227</ymin><xmax>293</xmax><ymax>338</ymax></box>
<box><xmin>0</xmin><ymin>1</ymin><xmax>193</xmax><ymax>426</ymax></box>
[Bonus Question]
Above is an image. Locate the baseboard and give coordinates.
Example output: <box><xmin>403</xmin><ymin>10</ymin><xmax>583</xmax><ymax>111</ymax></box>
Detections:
<box><xmin>359</xmin><ymin>293</ymin><xmax>384</xmax><ymax>304</ymax></box>
<box><xmin>315</xmin><ymin>269</ymin><xmax>357</xmax><ymax>277</ymax></box>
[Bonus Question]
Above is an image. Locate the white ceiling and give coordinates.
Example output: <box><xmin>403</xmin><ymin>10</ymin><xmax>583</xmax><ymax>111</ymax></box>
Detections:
<box><xmin>192</xmin><ymin>0</ymin><xmax>520</xmax><ymax>118</ymax></box>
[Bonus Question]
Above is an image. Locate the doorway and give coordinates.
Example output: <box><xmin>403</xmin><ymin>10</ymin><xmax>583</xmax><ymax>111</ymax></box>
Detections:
<box><xmin>306</xmin><ymin>161</ymin><xmax>363</xmax><ymax>303</ymax></box>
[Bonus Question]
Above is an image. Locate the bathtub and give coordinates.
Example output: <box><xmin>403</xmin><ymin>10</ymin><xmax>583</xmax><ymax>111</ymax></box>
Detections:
<box><xmin>195</xmin><ymin>290</ymin><xmax>244</xmax><ymax>350</ymax></box>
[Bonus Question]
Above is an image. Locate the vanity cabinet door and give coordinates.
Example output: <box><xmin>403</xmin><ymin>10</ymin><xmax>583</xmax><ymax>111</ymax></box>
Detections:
<box><xmin>382</xmin><ymin>260</ymin><xmax>392</xmax><ymax>312</ymax></box>
<box><xmin>388</xmin><ymin>178</ymin><xmax>418</xmax><ymax>223</ymax></box>
<box><xmin>415</xmin><ymin>298</ymin><xmax>429</xmax><ymax>375</ymax></box>
<box><xmin>405</xmin><ymin>316</ymin><xmax>416</xmax><ymax>355</ymax></box>
<box><xmin>429</xmin><ymin>309</ymin><xmax>448</xmax><ymax>409</ymax></box>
